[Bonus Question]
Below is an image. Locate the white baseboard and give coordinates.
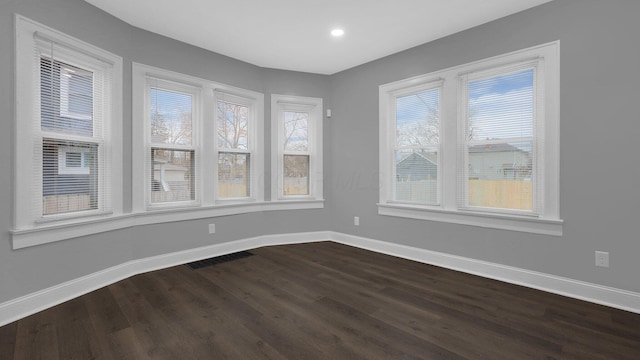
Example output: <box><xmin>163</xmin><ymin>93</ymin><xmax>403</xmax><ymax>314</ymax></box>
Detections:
<box><xmin>1</xmin><ymin>230</ymin><xmax>638</xmax><ymax>327</ymax></box>
<box><xmin>0</xmin><ymin>231</ymin><xmax>331</xmax><ymax>327</ymax></box>
<box><xmin>330</xmin><ymin>232</ymin><xmax>640</xmax><ymax>315</ymax></box>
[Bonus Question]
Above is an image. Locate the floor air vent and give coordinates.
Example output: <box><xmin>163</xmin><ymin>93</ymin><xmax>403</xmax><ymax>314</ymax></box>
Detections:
<box><xmin>186</xmin><ymin>251</ymin><xmax>254</xmax><ymax>269</ymax></box>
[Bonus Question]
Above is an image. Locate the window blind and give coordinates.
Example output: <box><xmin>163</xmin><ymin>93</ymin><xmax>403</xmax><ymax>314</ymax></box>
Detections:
<box><xmin>35</xmin><ymin>36</ymin><xmax>112</xmax><ymax>218</ymax></box>
<box><xmin>147</xmin><ymin>79</ymin><xmax>196</xmax><ymax>204</ymax></box>
<box><xmin>393</xmin><ymin>86</ymin><xmax>441</xmax><ymax>205</ymax></box>
<box><xmin>216</xmin><ymin>93</ymin><xmax>251</xmax><ymax>199</ymax></box>
<box><xmin>459</xmin><ymin>64</ymin><xmax>538</xmax><ymax>214</ymax></box>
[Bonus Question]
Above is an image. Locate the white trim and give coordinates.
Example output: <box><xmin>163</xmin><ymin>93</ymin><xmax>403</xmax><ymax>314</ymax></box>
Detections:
<box><xmin>142</xmin><ymin>70</ymin><xmax>201</xmax><ymax>208</ymax></box>
<box><xmin>271</xmin><ymin>94</ymin><xmax>323</xmax><ymax>201</ymax></box>
<box><xmin>330</xmin><ymin>232</ymin><xmax>640</xmax><ymax>315</ymax></box>
<box><xmin>0</xmin><ymin>231</ymin><xmax>331</xmax><ymax>327</ymax></box>
<box><xmin>10</xmin><ymin>200</ymin><xmax>325</xmax><ymax>249</ymax></box>
<box><xmin>379</xmin><ymin>41</ymin><xmax>561</xmax><ymax>233</ymax></box>
<box><xmin>214</xmin><ymin>88</ymin><xmax>263</xmax><ymax>202</ymax></box>
<box><xmin>132</xmin><ymin>63</ymin><xmax>265</xmax><ymax>210</ymax></box>
<box><xmin>2</xmin><ymin>231</ymin><xmax>638</xmax><ymax>328</ymax></box>
<box><xmin>14</xmin><ymin>14</ymin><xmax>123</xmax><ymax>230</ymax></box>
<box><xmin>378</xmin><ymin>203</ymin><xmax>563</xmax><ymax>236</ymax></box>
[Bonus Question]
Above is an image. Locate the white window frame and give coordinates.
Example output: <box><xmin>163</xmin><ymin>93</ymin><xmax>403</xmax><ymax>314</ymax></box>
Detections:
<box><xmin>383</xmin><ymin>79</ymin><xmax>444</xmax><ymax>207</ymax></box>
<box><xmin>58</xmin><ymin>146</ymin><xmax>91</xmax><ymax>175</ymax></box>
<box><xmin>132</xmin><ymin>63</ymin><xmax>264</xmax><ymax>213</ymax></box>
<box><xmin>379</xmin><ymin>42</ymin><xmax>562</xmax><ymax>236</ymax></box>
<box><xmin>144</xmin><ymin>78</ymin><xmax>201</xmax><ymax>209</ymax></box>
<box><xmin>214</xmin><ymin>90</ymin><xmax>261</xmax><ymax>203</ymax></box>
<box><xmin>13</xmin><ymin>14</ymin><xmax>123</xmax><ymax>230</ymax></box>
<box><xmin>271</xmin><ymin>94</ymin><xmax>323</xmax><ymax>201</ymax></box>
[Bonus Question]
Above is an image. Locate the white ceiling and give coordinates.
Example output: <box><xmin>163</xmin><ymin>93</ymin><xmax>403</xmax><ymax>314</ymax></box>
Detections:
<box><xmin>86</xmin><ymin>0</ymin><xmax>553</xmax><ymax>75</ymax></box>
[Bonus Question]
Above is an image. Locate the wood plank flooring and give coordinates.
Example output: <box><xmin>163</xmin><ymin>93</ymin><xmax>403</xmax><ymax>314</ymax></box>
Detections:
<box><xmin>1</xmin><ymin>241</ymin><xmax>639</xmax><ymax>359</ymax></box>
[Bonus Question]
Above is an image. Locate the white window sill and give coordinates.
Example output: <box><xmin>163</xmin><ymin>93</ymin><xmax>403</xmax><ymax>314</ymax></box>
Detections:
<box><xmin>377</xmin><ymin>203</ymin><xmax>563</xmax><ymax>236</ymax></box>
<box><xmin>11</xmin><ymin>200</ymin><xmax>325</xmax><ymax>250</ymax></box>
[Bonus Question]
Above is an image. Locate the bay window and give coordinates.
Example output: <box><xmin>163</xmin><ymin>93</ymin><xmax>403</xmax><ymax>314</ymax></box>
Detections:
<box><xmin>132</xmin><ymin>63</ymin><xmax>264</xmax><ymax>212</ymax></box>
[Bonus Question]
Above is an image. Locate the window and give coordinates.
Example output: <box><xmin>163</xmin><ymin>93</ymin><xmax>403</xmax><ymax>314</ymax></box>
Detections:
<box><xmin>14</xmin><ymin>15</ymin><xmax>122</xmax><ymax>228</ymax></box>
<box><xmin>132</xmin><ymin>63</ymin><xmax>264</xmax><ymax>212</ymax></box>
<box><xmin>271</xmin><ymin>95</ymin><xmax>323</xmax><ymax>201</ymax></box>
<box><xmin>391</xmin><ymin>80</ymin><xmax>442</xmax><ymax>205</ymax></box>
<box><xmin>215</xmin><ymin>92</ymin><xmax>259</xmax><ymax>201</ymax></box>
<box><xmin>460</xmin><ymin>65</ymin><xmax>537</xmax><ymax>214</ymax></box>
<box><xmin>146</xmin><ymin>79</ymin><xmax>198</xmax><ymax>207</ymax></box>
<box><xmin>379</xmin><ymin>42</ymin><xmax>561</xmax><ymax>235</ymax></box>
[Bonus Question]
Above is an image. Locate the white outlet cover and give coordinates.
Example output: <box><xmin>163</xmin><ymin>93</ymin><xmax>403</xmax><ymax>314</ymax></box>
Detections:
<box><xmin>595</xmin><ymin>251</ymin><xmax>609</xmax><ymax>268</ymax></box>
<box><xmin>208</xmin><ymin>224</ymin><xmax>216</xmax><ymax>234</ymax></box>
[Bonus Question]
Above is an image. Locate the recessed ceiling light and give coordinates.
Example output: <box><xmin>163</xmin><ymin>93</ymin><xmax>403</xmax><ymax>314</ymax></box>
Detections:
<box><xmin>331</xmin><ymin>28</ymin><xmax>345</xmax><ymax>37</ymax></box>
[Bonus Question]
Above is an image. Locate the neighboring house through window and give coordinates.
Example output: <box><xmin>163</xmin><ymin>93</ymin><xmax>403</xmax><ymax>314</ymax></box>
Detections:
<box><xmin>146</xmin><ymin>79</ymin><xmax>198</xmax><ymax>206</ymax></box>
<box><xmin>379</xmin><ymin>42</ymin><xmax>561</xmax><ymax>235</ymax></box>
<box><xmin>14</xmin><ymin>15</ymin><xmax>122</xmax><ymax>227</ymax></box>
<box><xmin>389</xmin><ymin>80</ymin><xmax>442</xmax><ymax>205</ymax></box>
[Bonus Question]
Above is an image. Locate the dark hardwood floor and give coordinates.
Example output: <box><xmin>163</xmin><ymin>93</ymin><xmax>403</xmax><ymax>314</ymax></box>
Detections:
<box><xmin>1</xmin><ymin>241</ymin><xmax>639</xmax><ymax>359</ymax></box>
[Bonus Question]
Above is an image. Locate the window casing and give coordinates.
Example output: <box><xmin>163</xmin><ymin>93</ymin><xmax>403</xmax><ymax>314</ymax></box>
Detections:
<box><xmin>271</xmin><ymin>95</ymin><xmax>323</xmax><ymax>201</ymax></box>
<box><xmin>379</xmin><ymin>42</ymin><xmax>561</xmax><ymax>235</ymax></box>
<box><xmin>14</xmin><ymin>15</ymin><xmax>122</xmax><ymax>229</ymax></box>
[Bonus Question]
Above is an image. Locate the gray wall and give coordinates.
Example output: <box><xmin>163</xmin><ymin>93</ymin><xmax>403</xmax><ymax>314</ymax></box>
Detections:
<box><xmin>329</xmin><ymin>0</ymin><xmax>640</xmax><ymax>293</ymax></box>
<box><xmin>0</xmin><ymin>0</ymin><xmax>331</xmax><ymax>303</ymax></box>
<box><xmin>2</xmin><ymin>0</ymin><xmax>639</xmax><ymax>305</ymax></box>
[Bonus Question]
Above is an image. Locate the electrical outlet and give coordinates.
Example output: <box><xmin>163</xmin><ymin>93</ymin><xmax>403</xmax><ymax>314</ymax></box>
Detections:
<box><xmin>354</xmin><ymin>216</ymin><xmax>360</xmax><ymax>226</ymax></box>
<box><xmin>208</xmin><ymin>223</ymin><xmax>216</xmax><ymax>234</ymax></box>
<box><xmin>595</xmin><ymin>251</ymin><xmax>609</xmax><ymax>268</ymax></box>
